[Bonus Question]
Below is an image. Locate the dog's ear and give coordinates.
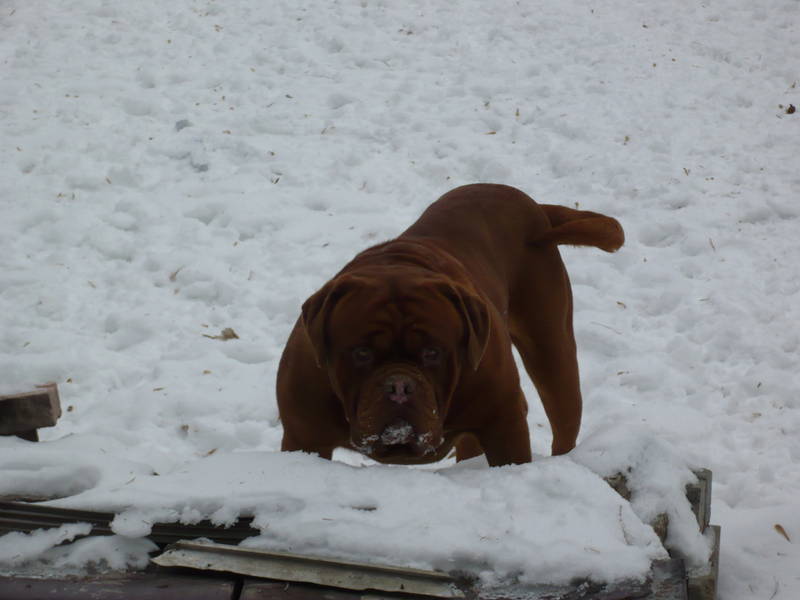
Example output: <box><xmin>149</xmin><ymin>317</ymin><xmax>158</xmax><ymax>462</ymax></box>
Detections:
<box><xmin>301</xmin><ymin>275</ymin><xmax>364</xmax><ymax>368</ymax></box>
<box><xmin>439</xmin><ymin>282</ymin><xmax>490</xmax><ymax>371</ymax></box>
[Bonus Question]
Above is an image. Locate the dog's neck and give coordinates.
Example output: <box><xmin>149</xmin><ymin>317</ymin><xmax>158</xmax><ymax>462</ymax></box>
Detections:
<box><xmin>348</xmin><ymin>237</ymin><xmax>471</xmax><ymax>283</ymax></box>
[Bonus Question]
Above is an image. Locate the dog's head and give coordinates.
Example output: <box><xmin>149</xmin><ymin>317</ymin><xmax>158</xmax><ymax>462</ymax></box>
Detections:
<box><xmin>301</xmin><ymin>270</ymin><xmax>489</xmax><ymax>463</ymax></box>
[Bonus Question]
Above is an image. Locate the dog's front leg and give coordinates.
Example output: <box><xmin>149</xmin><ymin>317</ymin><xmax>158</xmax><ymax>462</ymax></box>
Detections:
<box><xmin>477</xmin><ymin>400</ymin><xmax>533</xmax><ymax>466</ymax></box>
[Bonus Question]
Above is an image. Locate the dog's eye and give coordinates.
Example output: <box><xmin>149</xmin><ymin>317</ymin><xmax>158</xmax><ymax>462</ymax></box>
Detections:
<box><xmin>352</xmin><ymin>346</ymin><xmax>374</xmax><ymax>367</ymax></box>
<box><xmin>421</xmin><ymin>347</ymin><xmax>442</xmax><ymax>367</ymax></box>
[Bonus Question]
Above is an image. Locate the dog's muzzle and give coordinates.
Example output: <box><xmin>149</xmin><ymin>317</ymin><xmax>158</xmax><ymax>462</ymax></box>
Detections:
<box><xmin>352</xmin><ymin>367</ymin><xmax>442</xmax><ymax>459</ymax></box>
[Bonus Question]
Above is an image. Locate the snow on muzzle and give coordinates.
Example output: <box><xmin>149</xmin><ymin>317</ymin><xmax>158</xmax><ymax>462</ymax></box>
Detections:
<box><xmin>355</xmin><ymin>419</ymin><xmax>440</xmax><ymax>459</ymax></box>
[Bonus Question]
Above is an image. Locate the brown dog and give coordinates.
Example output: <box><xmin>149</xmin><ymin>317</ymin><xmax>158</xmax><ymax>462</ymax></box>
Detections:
<box><xmin>277</xmin><ymin>184</ymin><xmax>623</xmax><ymax>466</ymax></box>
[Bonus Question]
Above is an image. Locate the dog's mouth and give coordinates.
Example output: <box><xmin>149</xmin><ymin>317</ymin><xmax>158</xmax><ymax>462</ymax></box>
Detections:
<box><xmin>354</xmin><ymin>419</ymin><xmax>440</xmax><ymax>461</ymax></box>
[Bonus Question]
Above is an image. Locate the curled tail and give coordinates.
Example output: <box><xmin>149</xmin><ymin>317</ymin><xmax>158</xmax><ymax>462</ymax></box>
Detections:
<box><xmin>531</xmin><ymin>204</ymin><xmax>624</xmax><ymax>253</ymax></box>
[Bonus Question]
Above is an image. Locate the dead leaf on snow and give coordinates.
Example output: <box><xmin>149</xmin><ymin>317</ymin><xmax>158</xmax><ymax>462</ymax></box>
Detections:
<box><xmin>203</xmin><ymin>327</ymin><xmax>239</xmax><ymax>341</ymax></box>
<box><xmin>774</xmin><ymin>524</ymin><xmax>791</xmax><ymax>542</ymax></box>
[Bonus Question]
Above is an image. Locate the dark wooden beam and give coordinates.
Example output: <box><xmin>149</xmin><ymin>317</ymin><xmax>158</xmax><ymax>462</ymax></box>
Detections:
<box><xmin>0</xmin><ymin>384</ymin><xmax>61</xmax><ymax>440</ymax></box>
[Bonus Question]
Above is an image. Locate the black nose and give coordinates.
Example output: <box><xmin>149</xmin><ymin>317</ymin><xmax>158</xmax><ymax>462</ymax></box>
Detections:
<box><xmin>384</xmin><ymin>375</ymin><xmax>415</xmax><ymax>404</ymax></box>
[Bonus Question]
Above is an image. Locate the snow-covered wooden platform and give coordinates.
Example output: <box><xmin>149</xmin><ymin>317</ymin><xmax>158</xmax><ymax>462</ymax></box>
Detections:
<box><xmin>0</xmin><ymin>468</ymin><xmax>719</xmax><ymax>600</ymax></box>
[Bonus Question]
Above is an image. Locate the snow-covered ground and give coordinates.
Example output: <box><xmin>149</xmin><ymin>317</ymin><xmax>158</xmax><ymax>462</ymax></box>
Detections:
<box><xmin>1</xmin><ymin>0</ymin><xmax>798</xmax><ymax>597</ymax></box>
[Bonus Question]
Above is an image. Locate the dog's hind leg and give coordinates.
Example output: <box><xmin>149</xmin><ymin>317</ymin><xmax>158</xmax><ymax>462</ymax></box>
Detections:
<box><xmin>512</xmin><ymin>332</ymin><xmax>582</xmax><ymax>456</ymax></box>
<box><xmin>509</xmin><ymin>249</ymin><xmax>582</xmax><ymax>456</ymax></box>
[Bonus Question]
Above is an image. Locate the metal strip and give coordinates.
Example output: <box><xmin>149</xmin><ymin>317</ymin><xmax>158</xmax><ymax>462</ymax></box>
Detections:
<box><xmin>0</xmin><ymin>501</ymin><xmax>258</xmax><ymax>545</ymax></box>
<box><xmin>153</xmin><ymin>540</ymin><xmax>464</xmax><ymax>598</ymax></box>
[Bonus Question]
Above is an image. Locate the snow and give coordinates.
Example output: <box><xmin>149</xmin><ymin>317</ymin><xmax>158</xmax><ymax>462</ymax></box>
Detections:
<box><xmin>0</xmin><ymin>0</ymin><xmax>798</xmax><ymax>597</ymax></box>
<box><xmin>0</xmin><ymin>523</ymin><xmax>93</xmax><ymax>567</ymax></box>
<box><xmin>1</xmin><ymin>527</ymin><xmax>157</xmax><ymax>575</ymax></box>
<box><xmin>572</xmin><ymin>426</ymin><xmax>713</xmax><ymax>570</ymax></box>
<box><xmin>0</xmin><ymin>520</ymin><xmax>155</xmax><ymax>575</ymax></box>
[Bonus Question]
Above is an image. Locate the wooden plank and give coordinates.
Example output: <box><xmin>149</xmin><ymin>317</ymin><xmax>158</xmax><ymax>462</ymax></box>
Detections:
<box><xmin>0</xmin><ymin>384</ymin><xmax>61</xmax><ymax>436</ymax></box>
<box><xmin>467</xmin><ymin>562</ymin><xmax>667</xmax><ymax>600</ymax></box>
<box><xmin>685</xmin><ymin>470</ymin><xmax>712</xmax><ymax>532</ymax></box>
<box><xmin>13</xmin><ymin>429</ymin><xmax>38</xmax><ymax>442</ymax></box>
<box><xmin>649</xmin><ymin>558</ymin><xmax>689</xmax><ymax>600</ymax></box>
<box><xmin>0</xmin><ymin>573</ymin><xmax>236</xmax><ymax>600</ymax></box>
<box><xmin>241</xmin><ymin>580</ymin><xmax>362</xmax><ymax>600</ymax></box>
<box><xmin>603</xmin><ymin>469</ymin><xmax>712</xmax><ymax>542</ymax></box>
<box><xmin>687</xmin><ymin>525</ymin><xmax>720</xmax><ymax>600</ymax></box>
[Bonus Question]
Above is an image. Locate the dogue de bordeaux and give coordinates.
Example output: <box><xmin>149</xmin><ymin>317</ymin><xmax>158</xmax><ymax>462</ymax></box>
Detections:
<box><xmin>277</xmin><ymin>184</ymin><xmax>623</xmax><ymax>466</ymax></box>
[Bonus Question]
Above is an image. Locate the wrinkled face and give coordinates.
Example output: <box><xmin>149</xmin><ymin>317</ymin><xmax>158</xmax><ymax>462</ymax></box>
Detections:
<box><xmin>302</xmin><ymin>273</ymin><xmax>488</xmax><ymax>464</ymax></box>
